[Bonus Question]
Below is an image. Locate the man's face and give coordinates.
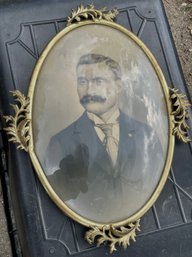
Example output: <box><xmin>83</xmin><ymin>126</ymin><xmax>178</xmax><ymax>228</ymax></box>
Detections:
<box><xmin>77</xmin><ymin>62</ymin><xmax>121</xmax><ymax>116</ymax></box>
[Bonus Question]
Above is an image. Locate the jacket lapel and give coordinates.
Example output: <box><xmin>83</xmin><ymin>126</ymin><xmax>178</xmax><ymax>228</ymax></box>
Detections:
<box><xmin>117</xmin><ymin>112</ymin><xmax>136</xmax><ymax>175</ymax></box>
<box><xmin>73</xmin><ymin>112</ymin><xmax>113</xmax><ymax>175</ymax></box>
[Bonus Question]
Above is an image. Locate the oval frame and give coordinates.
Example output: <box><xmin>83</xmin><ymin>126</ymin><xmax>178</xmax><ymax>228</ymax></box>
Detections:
<box><xmin>28</xmin><ymin>19</ymin><xmax>175</xmax><ymax>229</ymax></box>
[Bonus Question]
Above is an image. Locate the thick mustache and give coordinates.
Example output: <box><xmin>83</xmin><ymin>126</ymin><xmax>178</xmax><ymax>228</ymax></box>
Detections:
<box><xmin>80</xmin><ymin>95</ymin><xmax>106</xmax><ymax>104</ymax></box>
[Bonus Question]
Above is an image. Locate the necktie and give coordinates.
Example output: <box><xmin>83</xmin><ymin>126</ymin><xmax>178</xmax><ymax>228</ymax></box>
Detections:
<box><xmin>96</xmin><ymin>123</ymin><xmax>118</xmax><ymax>167</ymax></box>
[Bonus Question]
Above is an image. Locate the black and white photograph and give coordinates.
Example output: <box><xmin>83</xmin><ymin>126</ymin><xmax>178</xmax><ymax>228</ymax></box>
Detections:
<box><xmin>32</xmin><ymin>24</ymin><xmax>169</xmax><ymax>223</ymax></box>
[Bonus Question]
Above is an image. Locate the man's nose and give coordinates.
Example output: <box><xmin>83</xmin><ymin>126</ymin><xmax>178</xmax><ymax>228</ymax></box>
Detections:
<box><xmin>87</xmin><ymin>81</ymin><xmax>97</xmax><ymax>95</ymax></box>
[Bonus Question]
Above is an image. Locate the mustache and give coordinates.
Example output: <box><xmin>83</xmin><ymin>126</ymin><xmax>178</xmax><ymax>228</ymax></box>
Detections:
<box><xmin>80</xmin><ymin>95</ymin><xmax>106</xmax><ymax>104</ymax></box>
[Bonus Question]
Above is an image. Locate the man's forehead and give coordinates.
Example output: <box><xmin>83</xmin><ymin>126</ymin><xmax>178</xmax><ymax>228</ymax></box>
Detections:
<box><xmin>77</xmin><ymin>62</ymin><xmax>113</xmax><ymax>76</ymax></box>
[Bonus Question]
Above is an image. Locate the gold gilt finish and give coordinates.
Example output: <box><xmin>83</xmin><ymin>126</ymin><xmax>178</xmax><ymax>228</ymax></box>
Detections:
<box><xmin>27</xmin><ymin>7</ymin><xmax>174</xmax><ymax>236</ymax></box>
<box><xmin>86</xmin><ymin>220</ymin><xmax>141</xmax><ymax>253</ymax></box>
<box><xmin>4</xmin><ymin>4</ymin><xmax>190</xmax><ymax>253</ymax></box>
<box><xmin>169</xmin><ymin>88</ymin><xmax>191</xmax><ymax>143</ymax></box>
<box><xmin>4</xmin><ymin>5</ymin><xmax>175</xmax><ymax>253</ymax></box>
<box><xmin>67</xmin><ymin>4</ymin><xmax>119</xmax><ymax>26</ymax></box>
<box><xmin>4</xmin><ymin>90</ymin><xmax>30</xmax><ymax>152</ymax></box>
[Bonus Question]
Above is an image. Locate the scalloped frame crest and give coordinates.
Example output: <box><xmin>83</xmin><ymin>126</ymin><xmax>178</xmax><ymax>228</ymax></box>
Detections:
<box><xmin>170</xmin><ymin>88</ymin><xmax>191</xmax><ymax>143</ymax></box>
<box><xmin>67</xmin><ymin>4</ymin><xmax>119</xmax><ymax>25</ymax></box>
<box><xmin>4</xmin><ymin>90</ymin><xmax>30</xmax><ymax>152</ymax></box>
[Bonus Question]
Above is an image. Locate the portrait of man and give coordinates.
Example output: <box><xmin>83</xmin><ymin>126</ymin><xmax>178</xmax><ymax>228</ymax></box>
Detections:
<box><xmin>44</xmin><ymin>53</ymin><xmax>162</xmax><ymax>219</ymax></box>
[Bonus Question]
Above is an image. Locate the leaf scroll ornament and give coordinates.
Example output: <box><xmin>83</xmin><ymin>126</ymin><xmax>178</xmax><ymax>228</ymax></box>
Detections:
<box><xmin>4</xmin><ymin>90</ymin><xmax>30</xmax><ymax>151</ymax></box>
<box><xmin>170</xmin><ymin>88</ymin><xmax>191</xmax><ymax>143</ymax></box>
<box><xmin>67</xmin><ymin>4</ymin><xmax>119</xmax><ymax>26</ymax></box>
<box><xmin>85</xmin><ymin>220</ymin><xmax>140</xmax><ymax>253</ymax></box>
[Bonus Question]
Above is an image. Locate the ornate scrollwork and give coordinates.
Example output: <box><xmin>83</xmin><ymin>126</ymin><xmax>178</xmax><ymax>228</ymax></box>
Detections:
<box><xmin>4</xmin><ymin>90</ymin><xmax>30</xmax><ymax>151</ymax></box>
<box><xmin>85</xmin><ymin>220</ymin><xmax>140</xmax><ymax>253</ymax></box>
<box><xmin>67</xmin><ymin>4</ymin><xmax>119</xmax><ymax>26</ymax></box>
<box><xmin>169</xmin><ymin>88</ymin><xmax>191</xmax><ymax>143</ymax></box>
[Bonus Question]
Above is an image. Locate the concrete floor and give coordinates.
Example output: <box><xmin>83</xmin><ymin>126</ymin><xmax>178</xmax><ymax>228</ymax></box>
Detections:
<box><xmin>0</xmin><ymin>182</ymin><xmax>12</xmax><ymax>257</ymax></box>
<box><xmin>0</xmin><ymin>1</ymin><xmax>191</xmax><ymax>257</ymax></box>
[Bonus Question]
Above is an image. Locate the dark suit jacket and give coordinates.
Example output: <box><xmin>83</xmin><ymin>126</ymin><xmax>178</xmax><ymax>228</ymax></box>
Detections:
<box><xmin>44</xmin><ymin>111</ymin><xmax>163</xmax><ymax>207</ymax></box>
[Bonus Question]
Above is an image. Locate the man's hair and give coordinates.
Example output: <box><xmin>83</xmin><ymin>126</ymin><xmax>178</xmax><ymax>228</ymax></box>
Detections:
<box><xmin>77</xmin><ymin>54</ymin><xmax>121</xmax><ymax>80</ymax></box>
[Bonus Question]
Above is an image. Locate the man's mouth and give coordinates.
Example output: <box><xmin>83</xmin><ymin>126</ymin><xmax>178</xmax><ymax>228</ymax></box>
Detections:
<box><xmin>80</xmin><ymin>95</ymin><xmax>106</xmax><ymax>104</ymax></box>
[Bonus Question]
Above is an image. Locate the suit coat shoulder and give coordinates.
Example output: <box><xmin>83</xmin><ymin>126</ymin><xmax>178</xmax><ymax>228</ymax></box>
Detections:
<box><xmin>44</xmin><ymin>113</ymin><xmax>88</xmax><ymax>175</ymax></box>
<box><xmin>119</xmin><ymin>111</ymin><xmax>153</xmax><ymax>136</ymax></box>
<box><xmin>53</xmin><ymin>117</ymin><xmax>80</xmax><ymax>142</ymax></box>
<box><xmin>52</xmin><ymin>112</ymin><xmax>89</xmax><ymax>145</ymax></box>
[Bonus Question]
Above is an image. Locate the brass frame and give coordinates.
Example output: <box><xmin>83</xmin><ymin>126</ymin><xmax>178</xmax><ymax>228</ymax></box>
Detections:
<box><xmin>4</xmin><ymin>4</ymin><xmax>190</xmax><ymax>253</ymax></box>
<box><xmin>27</xmin><ymin>17</ymin><xmax>175</xmax><ymax>228</ymax></box>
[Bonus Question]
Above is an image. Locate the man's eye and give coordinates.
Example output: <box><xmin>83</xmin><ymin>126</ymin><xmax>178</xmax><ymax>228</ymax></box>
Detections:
<box><xmin>96</xmin><ymin>79</ymin><xmax>104</xmax><ymax>85</ymax></box>
<box><xmin>78</xmin><ymin>79</ymin><xmax>88</xmax><ymax>86</ymax></box>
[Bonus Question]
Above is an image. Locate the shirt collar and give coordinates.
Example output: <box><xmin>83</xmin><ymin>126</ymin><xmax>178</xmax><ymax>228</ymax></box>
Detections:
<box><xmin>87</xmin><ymin>109</ymin><xmax>120</xmax><ymax>125</ymax></box>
